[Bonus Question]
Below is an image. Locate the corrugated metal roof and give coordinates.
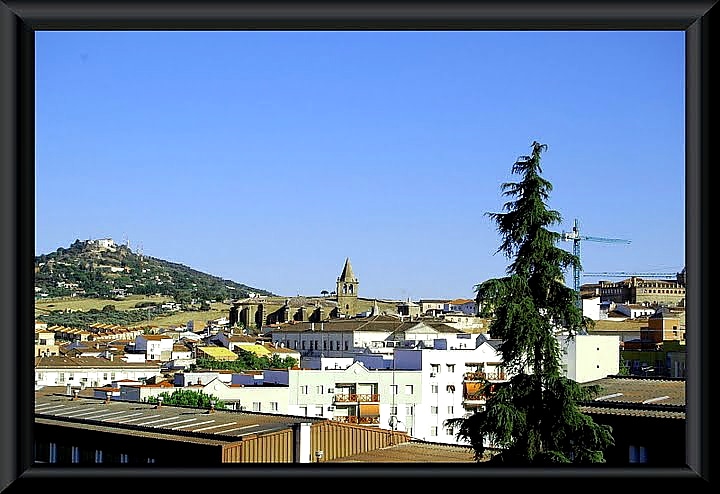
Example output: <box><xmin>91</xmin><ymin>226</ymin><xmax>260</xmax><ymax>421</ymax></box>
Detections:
<box><xmin>35</xmin><ymin>390</ymin><xmax>325</xmax><ymax>446</ymax></box>
<box><xmin>580</xmin><ymin>376</ymin><xmax>685</xmax><ymax>419</ymax></box>
<box><xmin>328</xmin><ymin>440</ymin><xmax>480</xmax><ymax>463</ymax></box>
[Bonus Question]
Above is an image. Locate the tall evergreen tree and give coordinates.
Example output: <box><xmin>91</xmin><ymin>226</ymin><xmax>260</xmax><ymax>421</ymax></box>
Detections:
<box><xmin>446</xmin><ymin>141</ymin><xmax>614</xmax><ymax>464</ymax></box>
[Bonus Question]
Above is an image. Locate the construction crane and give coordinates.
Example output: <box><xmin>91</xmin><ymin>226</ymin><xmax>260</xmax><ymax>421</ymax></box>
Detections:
<box><xmin>560</xmin><ymin>218</ymin><xmax>631</xmax><ymax>307</ymax></box>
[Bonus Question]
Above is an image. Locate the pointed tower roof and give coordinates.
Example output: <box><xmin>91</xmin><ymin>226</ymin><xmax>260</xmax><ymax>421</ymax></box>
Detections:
<box><xmin>338</xmin><ymin>257</ymin><xmax>358</xmax><ymax>282</ymax></box>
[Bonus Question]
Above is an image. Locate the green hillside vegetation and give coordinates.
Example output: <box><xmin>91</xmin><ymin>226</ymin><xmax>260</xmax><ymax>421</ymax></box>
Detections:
<box><xmin>35</xmin><ymin>239</ymin><xmax>274</xmax><ymax>302</ymax></box>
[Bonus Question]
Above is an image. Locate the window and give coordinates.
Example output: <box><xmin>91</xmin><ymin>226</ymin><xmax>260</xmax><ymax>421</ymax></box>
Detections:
<box><xmin>94</xmin><ymin>450</ymin><xmax>103</xmax><ymax>464</ymax></box>
<box><xmin>431</xmin><ymin>384</ymin><xmax>438</xmax><ymax>394</ymax></box>
<box><xmin>447</xmin><ymin>405</ymin><xmax>454</xmax><ymax>414</ymax></box>
<box><xmin>390</xmin><ymin>406</ymin><xmax>397</xmax><ymax>415</ymax></box>
<box><xmin>58</xmin><ymin>373</ymin><xmax>65</xmax><ymax>383</ymax></box>
<box><xmin>445</xmin><ymin>426</ymin><xmax>454</xmax><ymax>435</ymax></box>
<box><xmin>431</xmin><ymin>406</ymin><xmax>438</xmax><ymax>415</ymax></box>
<box><xmin>406</xmin><ymin>404</ymin><xmax>414</xmax><ymax>416</ymax></box>
<box><xmin>446</xmin><ymin>364</ymin><xmax>455</xmax><ymax>373</ymax></box>
<box><xmin>390</xmin><ymin>385</ymin><xmax>399</xmax><ymax>395</ymax></box>
<box><xmin>629</xmin><ymin>445</ymin><xmax>648</xmax><ymax>464</ymax></box>
<box><xmin>302</xmin><ymin>341</ymin><xmax>306</xmax><ymax>350</ymax></box>
<box><xmin>253</xmin><ymin>402</ymin><xmax>261</xmax><ymax>412</ymax></box>
<box><xmin>430</xmin><ymin>364</ymin><xmax>440</xmax><ymax>373</ymax></box>
<box><xmin>404</xmin><ymin>384</ymin><xmax>414</xmax><ymax>395</ymax></box>
<box><xmin>430</xmin><ymin>426</ymin><xmax>438</xmax><ymax>436</ymax></box>
<box><xmin>300</xmin><ymin>385</ymin><xmax>309</xmax><ymax>394</ymax></box>
<box><xmin>120</xmin><ymin>453</ymin><xmax>129</xmax><ymax>464</ymax></box>
<box><xmin>316</xmin><ymin>385</ymin><xmax>324</xmax><ymax>394</ymax></box>
<box><xmin>270</xmin><ymin>402</ymin><xmax>279</xmax><ymax>411</ymax></box>
<box><xmin>344</xmin><ymin>341</ymin><xmax>349</xmax><ymax>351</ymax></box>
<box><xmin>110</xmin><ymin>372</ymin><xmax>115</xmax><ymax>380</ymax></box>
<box><xmin>71</xmin><ymin>446</ymin><xmax>80</xmax><ymax>463</ymax></box>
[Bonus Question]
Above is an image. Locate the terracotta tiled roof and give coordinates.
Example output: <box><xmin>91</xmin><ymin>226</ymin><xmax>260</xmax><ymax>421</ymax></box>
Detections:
<box><xmin>34</xmin><ymin>356</ymin><xmax>161</xmax><ymax>369</ymax></box>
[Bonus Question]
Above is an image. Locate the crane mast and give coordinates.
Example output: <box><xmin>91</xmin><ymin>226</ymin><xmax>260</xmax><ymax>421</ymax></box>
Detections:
<box><xmin>560</xmin><ymin>218</ymin><xmax>631</xmax><ymax>307</ymax></box>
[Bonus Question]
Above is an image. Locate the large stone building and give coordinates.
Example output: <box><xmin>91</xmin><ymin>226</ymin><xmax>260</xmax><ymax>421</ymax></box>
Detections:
<box><xmin>228</xmin><ymin>258</ymin><xmax>399</xmax><ymax>330</ymax></box>
<box><xmin>597</xmin><ymin>268</ymin><xmax>686</xmax><ymax>307</ymax></box>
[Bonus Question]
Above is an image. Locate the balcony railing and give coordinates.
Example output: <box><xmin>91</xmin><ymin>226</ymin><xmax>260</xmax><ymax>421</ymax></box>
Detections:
<box><xmin>333</xmin><ymin>393</ymin><xmax>380</xmax><ymax>403</ymax></box>
<box><xmin>333</xmin><ymin>416</ymin><xmax>381</xmax><ymax>425</ymax></box>
<box><xmin>463</xmin><ymin>371</ymin><xmax>506</xmax><ymax>381</ymax></box>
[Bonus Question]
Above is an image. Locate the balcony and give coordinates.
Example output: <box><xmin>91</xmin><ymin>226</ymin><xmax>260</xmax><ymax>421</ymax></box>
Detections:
<box><xmin>333</xmin><ymin>393</ymin><xmax>380</xmax><ymax>403</ymax></box>
<box><xmin>462</xmin><ymin>382</ymin><xmax>498</xmax><ymax>404</ymax></box>
<box><xmin>333</xmin><ymin>416</ymin><xmax>381</xmax><ymax>425</ymax></box>
<box><xmin>463</xmin><ymin>371</ymin><xmax>506</xmax><ymax>381</ymax></box>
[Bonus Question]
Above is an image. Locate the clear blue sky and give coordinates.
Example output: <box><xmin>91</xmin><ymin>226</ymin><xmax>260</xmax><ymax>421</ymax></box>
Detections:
<box><xmin>35</xmin><ymin>30</ymin><xmax>685</xmax><ymax>300</ymax></box>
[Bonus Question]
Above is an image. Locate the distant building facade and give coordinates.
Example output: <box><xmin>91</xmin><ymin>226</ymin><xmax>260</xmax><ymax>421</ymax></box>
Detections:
<box><xmin>598</xmin><ymin>270</ymin><xmax>686</xmax><ymax>307</ymax></box>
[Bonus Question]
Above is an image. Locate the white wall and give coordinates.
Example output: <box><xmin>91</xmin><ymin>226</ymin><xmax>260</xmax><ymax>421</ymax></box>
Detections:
<box><xmin>35</xmin><ymin>365</ymin><xmax>161</xmax><ymax>388</ymax></box>
<box><xmin>582</xmin><ymin>296</ymin><xmax>602</xmax><ymax>320</ymax></box>
<box><xmin>558</xmin><ymin>334</ymin><xmax>620</xmax><ymax>383</ymax></box>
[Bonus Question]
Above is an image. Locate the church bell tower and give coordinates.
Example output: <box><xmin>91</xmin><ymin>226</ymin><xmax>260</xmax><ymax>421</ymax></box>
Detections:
<box><xmin>336</xmin><ymin>257</ymin><xmax>359</xmax><ymax>316</ymax></box>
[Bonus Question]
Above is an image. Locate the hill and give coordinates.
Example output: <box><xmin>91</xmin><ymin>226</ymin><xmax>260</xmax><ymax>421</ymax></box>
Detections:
<box><xmin>34</xmin><ymin>238</ymin><xmax>275</xmax><ymax>303</ymax></box>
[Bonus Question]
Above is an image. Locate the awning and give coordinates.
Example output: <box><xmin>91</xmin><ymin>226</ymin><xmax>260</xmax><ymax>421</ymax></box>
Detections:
<box><xmin>359</xmin><ymin>403</ymin><xmax>380</xmax><ymax>416</ymax></box>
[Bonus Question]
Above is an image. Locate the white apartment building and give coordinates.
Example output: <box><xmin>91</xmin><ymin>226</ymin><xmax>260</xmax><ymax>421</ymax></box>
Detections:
<box><xmin>34</xmin><ymin>356</ymin><xmax>162</xmax><ymax>388</ymax></box>
<box><xmin>444</xmin><ymin>299</ymin><xmax>478</xmax><ymax>315</ymax></box>
<box><xmin>419</xmin><ymin>299</ymin><xmax>448</xmax><ymax>316</ymax></box>
<box><xmin>268</xmin><ymin>315</ymin><xmax>475</xmax><ymax>358</ymax></box>
<box><xmin>257</xmin><ymin>337</ymin><xmax>507</xmax><ymax>445</ymax></box>
<box><xmin>615</xmin><ymin>303</ymin><xmax>656</xmax><ymax>319</ymax></box>
<box><xmin>134</xmin><ymin>334</ymin><xmax>174</xmax><ymax>361</ymax></box>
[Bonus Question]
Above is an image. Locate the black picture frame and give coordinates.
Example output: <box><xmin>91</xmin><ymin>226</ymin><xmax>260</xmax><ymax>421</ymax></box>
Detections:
<box><xmin>1</xmin><ymin>1</ymin><xmax>712</xmax><ymax>489</ymax></box>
